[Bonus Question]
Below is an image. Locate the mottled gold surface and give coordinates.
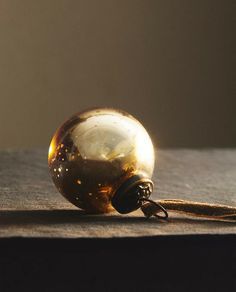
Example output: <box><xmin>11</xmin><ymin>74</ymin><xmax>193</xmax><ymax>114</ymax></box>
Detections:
<box><xmin>48</xmin><ymin>108</ymin><xmax>155</xmax><ymax>213</ymax></box>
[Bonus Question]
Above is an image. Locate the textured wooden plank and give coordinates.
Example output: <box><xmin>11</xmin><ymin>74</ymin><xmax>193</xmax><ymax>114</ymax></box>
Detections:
<box><xmin>0</xmin><ymin>149</ymin><xmax>235</xmax><ymax>238</ymax></box>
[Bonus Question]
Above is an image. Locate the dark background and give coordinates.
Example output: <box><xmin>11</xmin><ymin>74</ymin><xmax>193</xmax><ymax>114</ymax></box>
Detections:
<box><xmin>0</xmin><ymin>0</ymin><xmax>235</xmax><ymax>148</ymax></box>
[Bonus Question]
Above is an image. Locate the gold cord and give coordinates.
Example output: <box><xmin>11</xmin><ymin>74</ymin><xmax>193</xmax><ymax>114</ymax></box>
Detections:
<box><xmin>141</xmin><ymin>199</ymin><xmax>236</xmax><ymax>221</ymax></box>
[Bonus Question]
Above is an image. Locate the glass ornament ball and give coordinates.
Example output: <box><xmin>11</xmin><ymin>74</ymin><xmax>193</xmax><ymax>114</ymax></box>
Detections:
<box><xmin>48</xmin><ymin>108</ymin><xmax>155</xmax><ymax>214</ymax></box>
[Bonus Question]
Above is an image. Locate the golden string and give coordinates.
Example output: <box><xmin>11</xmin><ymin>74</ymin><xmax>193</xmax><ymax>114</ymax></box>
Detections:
<box><xmin>141</xmin><ymin>199</ymin><xmax>236</xmax><ymax>221</ymax></box>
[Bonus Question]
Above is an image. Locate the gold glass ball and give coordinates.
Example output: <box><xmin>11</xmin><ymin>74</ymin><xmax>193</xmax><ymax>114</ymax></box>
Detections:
<box><xmin>48</xmin><ymin>108</ymin><xmax>155</xmax><ymax>214</ymax></box>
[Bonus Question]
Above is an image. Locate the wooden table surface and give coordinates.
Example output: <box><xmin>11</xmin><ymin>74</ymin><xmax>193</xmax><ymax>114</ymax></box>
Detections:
<box><xmin>0</xmin><ymin>149</ymin><xmax>235</xmax><ymax>291</ymax></box>
<box><xmin>0</xmin><ymin>149</ymin><xmax>235</xmax><ymax>238</ymax></box>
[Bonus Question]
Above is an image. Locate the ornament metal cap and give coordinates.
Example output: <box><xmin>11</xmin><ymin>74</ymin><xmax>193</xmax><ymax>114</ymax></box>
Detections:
<box><xmin>111</xmin><ymin>174</ymin><xmax>154</xmax><ymax>214</ymax></box>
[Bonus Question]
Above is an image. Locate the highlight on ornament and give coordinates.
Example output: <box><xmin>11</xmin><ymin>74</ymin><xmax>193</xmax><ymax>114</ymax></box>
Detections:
<box><xmin>48</xmin><ymin>107</ymin><xmax>236</xmax><ymax>221</ymax></box>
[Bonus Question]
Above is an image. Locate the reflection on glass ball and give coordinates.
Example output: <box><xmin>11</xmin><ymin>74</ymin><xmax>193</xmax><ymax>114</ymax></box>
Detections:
<box><xmin>48</xmin><ymin>108</ymin><xmax>155</xmax><ymax>214</ymax></box>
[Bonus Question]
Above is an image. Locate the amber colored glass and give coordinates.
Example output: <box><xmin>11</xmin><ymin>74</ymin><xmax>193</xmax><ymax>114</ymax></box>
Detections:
<box><xmin>48</xmin><ymin>108</ymin><xmax>155</xmax><ymax>213</ymax></box>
